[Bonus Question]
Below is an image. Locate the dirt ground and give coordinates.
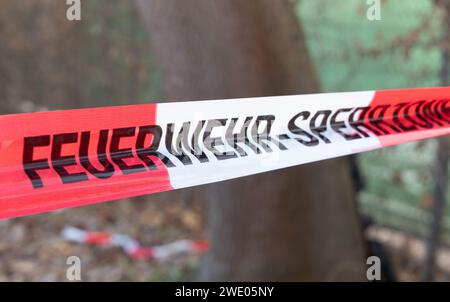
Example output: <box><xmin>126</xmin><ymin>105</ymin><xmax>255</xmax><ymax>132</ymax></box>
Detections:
<box><xmin>1</xmin><ymin>192</ymin><xmax>449</xmax><ymax>282</ymax></box>
<box><xmin>368</xmin><ymin>226</ymin><xmax>450</xmax><ymax>281</ymax></box>
<box><xmin>0</xmin><ymin>192</ymin><xmax>205</xmax><ymax>281</ymax></box>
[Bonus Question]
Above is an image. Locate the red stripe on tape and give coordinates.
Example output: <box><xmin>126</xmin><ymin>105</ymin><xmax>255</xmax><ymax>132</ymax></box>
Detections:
<box><xmin>368</xmin><ymin>87</ymin><xmax>450</xmax><ymax>147</ymax></box>
<box><xmin>0</xmin><ymin>104</ymin><xmax>173</xmax><ymax>219</ymax></box>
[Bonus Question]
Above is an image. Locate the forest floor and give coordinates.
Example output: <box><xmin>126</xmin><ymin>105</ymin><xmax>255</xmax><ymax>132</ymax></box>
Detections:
<box><xmin>0</xmin><ymin>193</ymin><xmax>448</xmax><ymax>281</ymax></box>
<box><xmin>0</xmin><ymin>193</ymin><xmax>205</xmax><ymax>281</ymax></box>
<box><xmin>368</xmin><ymin>225</ymin><xmax>450</xmax><ymax>281</ymax></box>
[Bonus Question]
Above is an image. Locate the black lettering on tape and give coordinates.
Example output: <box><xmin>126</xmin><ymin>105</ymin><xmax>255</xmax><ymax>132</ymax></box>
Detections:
<box><xmin>51</xmin><ymin>133</ymin><xmax>88</xmax><ymax>184</ymax></box>
<box><xmin>110</xmin><ymin>127</ymin><xmax>146</xmax><ymax>175</ymax></box>
<box><xmin>288</xmin><ymin>111</ymin><xmax>319</xmax><ymax>146</ymax></box>
<box><xmin>23</xmin><ymin>135</ymin><xmax>51</xmax><ymax>189</ymax></box>
<box><xmin>79</xmin><ymin>130</ymin><xmax>115</xmax><ymax>179</ymax></box>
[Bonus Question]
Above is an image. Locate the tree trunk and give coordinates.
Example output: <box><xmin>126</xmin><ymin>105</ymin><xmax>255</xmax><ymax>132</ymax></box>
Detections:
<box><xmin>135</xmin><ymin>0</ymin><xmax>366</xmax><ymax>281</ymax></box>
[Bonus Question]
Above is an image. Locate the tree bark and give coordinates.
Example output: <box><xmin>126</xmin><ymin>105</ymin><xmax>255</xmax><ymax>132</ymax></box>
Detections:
<box><xmin>135</xmin><ymin>0</ymin><xmax>366</xmax><ymax>281</ymax></box>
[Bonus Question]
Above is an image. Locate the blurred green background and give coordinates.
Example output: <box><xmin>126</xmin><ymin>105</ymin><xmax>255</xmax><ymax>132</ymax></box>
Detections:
<box><xmin>299</xmin><ymin>0</ymin><xmax>450</xmax><ymax>243</ymax></box>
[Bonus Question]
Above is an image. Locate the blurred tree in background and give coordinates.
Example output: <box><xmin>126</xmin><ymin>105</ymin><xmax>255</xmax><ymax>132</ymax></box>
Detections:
<box><xmin>0</xmin><ymin>0</ymin><xmax>160</xmax><ymax>114</ymax></box>
<box><xmin>135</xmin><ymin>0</ymin><xmax>366</xmax><ymax>281</ymax></box>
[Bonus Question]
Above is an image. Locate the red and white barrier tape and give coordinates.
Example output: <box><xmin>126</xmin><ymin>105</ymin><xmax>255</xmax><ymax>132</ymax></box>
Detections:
<box><xmin>61</xmin><ymin>227</ymin><xmax>208</xmax><ymax>260</ymax></box>
<box><xmin>0</xmin><ymin>87</ymin><xmax>449</xmax><ymax>219</ymax></box>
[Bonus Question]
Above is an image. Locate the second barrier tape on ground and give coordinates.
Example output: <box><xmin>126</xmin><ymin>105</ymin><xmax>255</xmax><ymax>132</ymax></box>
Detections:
<box><xmin>62</xmin><ymin>227</ymin><xmax>208</xmax><ymax>260</ymax></box>
<box><xmin>0</xmin><ymin>87</ymin><xmax>449</xmax><ymax>219</ymax></box>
